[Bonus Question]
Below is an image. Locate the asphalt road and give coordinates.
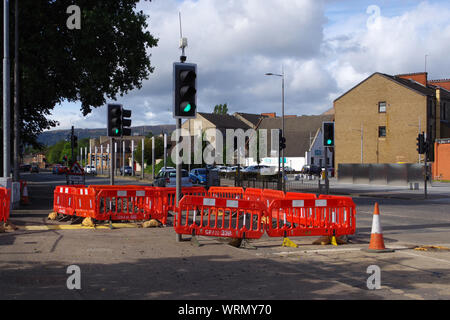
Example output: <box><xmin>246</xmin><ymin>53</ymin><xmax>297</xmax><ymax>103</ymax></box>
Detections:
<box><xmin>1</xmin><ymin>171</ymin><xmax>449</xmax><ymax>300</ymax></box>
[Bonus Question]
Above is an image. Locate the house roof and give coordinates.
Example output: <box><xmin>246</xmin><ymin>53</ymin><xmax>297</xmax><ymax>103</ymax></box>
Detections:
<box><xmin>334</xmin><ymin>72</ymin><xmax>437</xmax><ymax>103</ymax></box>
<box><xmin>198</xmin><ymin>113</ymin><xmax>251</xmax><ymax>130</ymax></box>
<box><xmin>257</xmin><ymin>115</ymin><xmax>334</xmax><ymax>157</ymax></box>
<box><xmin>381</xmin><ymin>73</ymin><xmax>436</xmax><ymax>96</ymax></box>
<box><xmin>233</xmin><ymin>112</ymin><xmax>268</xmax><ymax>127</ymax></box>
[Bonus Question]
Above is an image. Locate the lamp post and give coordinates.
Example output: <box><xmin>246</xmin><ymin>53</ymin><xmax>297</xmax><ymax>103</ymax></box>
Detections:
<box><xmin>265</xmin><ymin>69</ymin><xmax>285</xmax><ymax>192</ymax></box>
<box><xmin>3</xmin><ymin>0</ymin><xmax>11</xmax><ymax>178</ymax></box>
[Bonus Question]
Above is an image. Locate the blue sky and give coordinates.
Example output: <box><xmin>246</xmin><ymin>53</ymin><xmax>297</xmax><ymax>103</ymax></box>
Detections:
<box><xmin>48</xmin><ymin>0</ymin><xmax>450</xmax><ymax>131</ymax></box>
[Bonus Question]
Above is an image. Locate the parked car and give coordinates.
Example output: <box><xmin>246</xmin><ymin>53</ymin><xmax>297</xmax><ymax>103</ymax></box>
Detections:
<box><xmin>84</xmin><ymin>165</ymin><xmax>97</xmax><ymax>175</ymax></box>
<box><xmin>243</xmin><ymin>165</ymin><xmax>272</xmax><ymax>175</ymax></box>
<box><xmin>226</xmin><ymin>166</ymin><xmax>243</xmax><ymax>173</ymax></box>
<box><xmin>153</xmin><ymin>169</ymin><xmax>193</xmax><ymax>188</ymax></box>
<box><xmin>190</xmin><ymin>168</ymin><xmax>208</xmax><ymax>185</ymax></box>
<box><xmin>301</xmin><ymin>165</ymin><xmax>322</xmax><ymax>176</ymax></box>
<box><xmin>20</xmin><ymin>164</ymin><xmax>32</xmax><ymax>172</ymax></box>
<box><xmin>283</xmin><ymin>166</ymin><xmax>296</xmax><ymax>173</ymax></box>
<box><xmin>120</xmin><ymin>166</ymin><xmax>133</xmax><ymax>176</ymax></box>
<box><xmin>30</xmin><ymin>164</ymin><xmax>40</xmax><ymax>173</ymax></box>
<box><xmin>215</xmin><ymin>166</ymin><xmax>229</xmax><ymax>173</ymax></box>
<box><xmin>52</xmin><ymin>165</ymin><xmax>60</xmax><ymax>174</ymax></box>
<box><xmin>158</xmin><ymin>166</ymin><xmax>175</xmax><ymax>174</ymax></box>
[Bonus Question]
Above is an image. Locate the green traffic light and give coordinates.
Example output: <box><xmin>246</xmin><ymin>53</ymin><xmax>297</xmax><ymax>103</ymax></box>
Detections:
<box><xmin>327</xmin><ymin>139</ymin><xmax>333</xmax><ymax>145</ymax></box>
<box><xmin>115</xmin><ymin>129</ymin><xmax>119</xmax><ymax>135</ymax></box>
<box><xmin>184</xmin><ymin>104</ymin><xmax>192</xmax><ymax>112</ymax></box>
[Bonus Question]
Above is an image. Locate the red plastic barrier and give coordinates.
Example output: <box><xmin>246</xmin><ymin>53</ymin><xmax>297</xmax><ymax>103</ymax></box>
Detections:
<box><xmin>0</xmin><ymin>187</ymin><xmax>11</xmax><ymax>223</ymax></box>
<box><xmin>208</xmin><ymin>187</ymin><xmax>244</xmax><ymax>199</ymax></box>
<box><xmin>285</xmin><ymin>192</ymin><xmax>317</xmax><ymax>200</ymax></box>
<box><xmin>262</xmin><ymin>189</ymin><xmax>285</xmax><ymax>208</ymax></box>
<box><xmin>94</xmin><ymin>188</ymin><xmax>150</xmax><ymax>221</ymax></box>
<box><xmin>53</xmin><ymin>185</ymin><xmax>85</xmax><ymax>216</ymax></box>
<box><xmin>244</xmin><ymin>188</ymin><xmax>263</xmax><ymax>202</ymax></box>
<box><xmin>266</xmin><ymin>197</ymin><xmax>356</xmax><ymax>238</ymax></box>
<box><xmin>73</xmin><ymin>187</ymin><xmax>97</xmax><ymax>218</ymax></box>
<box><xmin>175</xmin><ymin>196</ymin><xmax>265</xmax><ymax>239</ymax></box>
<box><xmin>154</xmin><ymin>187</ymin><xmax>208</xmax><ymax>224</ymax></box>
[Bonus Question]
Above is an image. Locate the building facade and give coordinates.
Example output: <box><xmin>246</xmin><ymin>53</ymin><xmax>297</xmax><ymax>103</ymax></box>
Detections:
<box><xmin>334</xmin><ymin>72</ymin><xmax>450</xmax><ymax>176</ymax></box>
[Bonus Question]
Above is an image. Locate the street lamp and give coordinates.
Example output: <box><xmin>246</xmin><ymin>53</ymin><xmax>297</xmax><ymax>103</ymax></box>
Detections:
<box><xmin>265</xmin><ymin>69</ymin><xmax>285</xmax><ymax>192</ymax></box>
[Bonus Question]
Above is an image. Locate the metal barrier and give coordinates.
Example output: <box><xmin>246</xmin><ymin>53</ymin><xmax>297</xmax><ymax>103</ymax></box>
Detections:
<box><xmin>266</xmin><ymin>197</ymin><xmax>356</xmax><ymax>238</ymax></box>
<box><xmin>175</xmin><ymin>196</ymin><xmax>266</xmax><ymax>240</ymax></box>
<box><xmin>0</xmin><ymin>187</ymin><xmax>11</xmax><ymax>223</ymax></box>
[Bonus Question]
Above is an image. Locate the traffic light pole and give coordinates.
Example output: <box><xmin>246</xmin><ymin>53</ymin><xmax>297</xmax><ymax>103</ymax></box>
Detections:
<box><xmin>110</xmin><ymin>137</ymin><xmax>115</xmax><ymax>186</ymax></box>
<box><xmin>424</xmin><ymin>155</ymin><xmax>428</xmax><ymax>200</ymax></box>
<box><xmin>325</xmin><ymin>147</ymin><xmax>330</xmax><ymax>195</ymax></box>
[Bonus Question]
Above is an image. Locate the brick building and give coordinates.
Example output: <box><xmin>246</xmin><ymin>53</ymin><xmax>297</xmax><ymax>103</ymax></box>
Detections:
<box><xmin>334</xmin><ymin>72</ymin><xmax>450</xmax><ymax>176</ymax></box>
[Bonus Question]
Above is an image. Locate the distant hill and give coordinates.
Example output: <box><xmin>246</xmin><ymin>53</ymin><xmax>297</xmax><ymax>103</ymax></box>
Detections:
<box><xmin>37</xmin><ymin>125</ymin><xmax>176</xmax><ymax>146</ymax></box>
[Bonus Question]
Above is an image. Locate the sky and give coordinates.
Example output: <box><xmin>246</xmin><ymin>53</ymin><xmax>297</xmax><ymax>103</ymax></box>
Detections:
<box><xmin>47</xmin><ymin>0</ymin><xmax>450</xmax><ymax>131</ymax></box>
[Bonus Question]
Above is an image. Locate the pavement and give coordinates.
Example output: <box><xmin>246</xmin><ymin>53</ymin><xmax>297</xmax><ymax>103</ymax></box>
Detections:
<box><xmin>0</xmin><ymin>171</ymin><xmax>449</xmax><ymax>300</ymax></box>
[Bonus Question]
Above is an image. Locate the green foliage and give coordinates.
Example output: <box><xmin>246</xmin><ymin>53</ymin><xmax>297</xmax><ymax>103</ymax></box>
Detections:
<box><xmin>0</xmin><ymin>0</ymin><xmax>158</xmax><ymax>148</ymax></box>
<box><xmin>213</xmin><ymin>104</ymin><xmax>229</xmax><ymax>115</ymax></box>
<box><xmin>45</xmin><ymin>137</ymin><xmax>90</xmax><ymax>164</ymax></box>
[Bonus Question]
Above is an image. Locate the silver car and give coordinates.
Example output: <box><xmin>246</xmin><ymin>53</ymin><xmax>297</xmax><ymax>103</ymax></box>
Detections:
<box><xmin>153</xmin><ymin>169</ymin><xmax>193</xmax><ymax>188</ymax></box>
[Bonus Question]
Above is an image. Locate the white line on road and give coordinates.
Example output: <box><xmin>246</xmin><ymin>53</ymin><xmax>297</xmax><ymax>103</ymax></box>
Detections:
<box><xmin>397</xmin><ymin>250</ymin><xmax>450</xmax><ymax>265</ymax></box>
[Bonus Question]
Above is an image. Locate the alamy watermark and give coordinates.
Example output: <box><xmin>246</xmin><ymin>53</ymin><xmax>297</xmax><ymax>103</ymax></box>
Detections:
<box><xmin>67</xmin><ymin>5</ymin><xmax>81</xmax><ymax>30</ymax></box>
<box><xmin>66</xmin><ymin>265</ymin><xmax>81</xmax><ymax>290</ymax></box>
<box><xmin>169</xmin><ymin>123</ymin><xmax>282</xmax><ymax>170</ymax></box>
<box><xmin>366</xmin><ymin>265</ymin><xmax>381</xmax><ymax>290</ymax></box>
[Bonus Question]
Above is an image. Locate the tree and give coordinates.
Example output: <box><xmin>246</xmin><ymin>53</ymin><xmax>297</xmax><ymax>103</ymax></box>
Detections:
<box><xmin>0</xmin><ymin>0</ymin><xmax>158</xmax><ymax>168</ymax></box>
<box><xmin>213</xmin><ymin>104</ymin><xmax>229</xmax><ymax>115</ymax></box>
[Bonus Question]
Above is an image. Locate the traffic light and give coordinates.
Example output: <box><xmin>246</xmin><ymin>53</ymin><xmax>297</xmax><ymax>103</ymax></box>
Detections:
<box><xmin>416</xmin><ymin>133</ymin><xmax>425</xmax><ymax>154</ymax></box>
<box><xmin>279</xmin><ymin>130</ymin><xmax>286</xmax><ymax>150</ymax></box>
<box><xmin>121</xmin><ymin>108</ymin><xmax>132</xmax><ymax>136</ymax></box>
<box><xmin>107</xmin><ymin>104</ymin><xmax>132</xmax><ymax>137</ymax></box>
<box><xmin>107</xmin><ymin>104</ymin><xmax>123</xmax><ymax>137</ymax></box>
<box><xmin>174</xmin><ymin>62</ymin><xmax>197</xmax><ymax>118</ymax></box>
<box><xmin>323</xmin><ymin>122</ymin><xmax>335</xmax><ymax>147</ymax></box>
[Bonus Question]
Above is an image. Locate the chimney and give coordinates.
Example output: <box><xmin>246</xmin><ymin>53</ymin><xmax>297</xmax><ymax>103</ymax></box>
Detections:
<box><xmin>396</xmin><ymin>72</ymin><xmax>428</xmax><ymax>86</ymax></box>
<box><xmin>429</xmin><ymin>79</ymin><xmax>450</xmax><ymax>91</ymax></box>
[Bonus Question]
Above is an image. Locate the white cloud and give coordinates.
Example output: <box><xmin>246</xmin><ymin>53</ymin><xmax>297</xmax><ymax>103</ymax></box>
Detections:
<box><xmin>48</xmin><ymin>0</ymin><xmax>450</xmax><ymax>131</ymax></box>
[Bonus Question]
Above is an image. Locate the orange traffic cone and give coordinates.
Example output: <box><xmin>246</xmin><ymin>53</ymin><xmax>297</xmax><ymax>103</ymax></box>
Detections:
<box><xmin>362</xmin><ymin>203</ymin><xmax>394</xmax><ymax>253</ymax></box>
<box><xmin>21</xmin><ymin>183</ymin><xmax>30</xmax><ymax>205</ymax></box>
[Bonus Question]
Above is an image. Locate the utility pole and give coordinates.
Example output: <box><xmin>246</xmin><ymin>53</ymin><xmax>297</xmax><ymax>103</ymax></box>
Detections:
<box><xmin>141</xmin><ymin>138</ymin><xmax>145</xmax><ymax>180</ymax></box>
<box><xmin>131</xmin><ymin>140</ymin><xmax>135</xmax><ymax>176</ymax></box>
<box><xmin>122</xmin><ymin>140</ymin><xmax>125</xmax><ymax>176</ymax></box>
<box><xmin>71</xmin><ymin>126</ymin><xmax>75</xmax><ymax>165</ymax></box>
<box><xmin>164</xmin><ymin>133</ymin><xmax>167</xmax><ymax>169</ymax></box>
<box><xmin>100</xmin><ymin>145</ymin><xmax>103</xmax><ymax>175</ymax></box>
<box><xmin>3</xmin><ymin>0</ymin><xmax>11</xmax><ymax>178</ymax></box>
<box><xmin>13</xmin><ymin>0</ymin><xmax>19</xmax><ymax>182</ymax></box>
<box><xmin>114</xmin><ymin>142</ymin><xmax>117</xmax><ymax>177</ymax></box>
<box><xmin>152</xmin><ymin>136</ymin><xmax>155</xmax><ymax>180</ymax></box>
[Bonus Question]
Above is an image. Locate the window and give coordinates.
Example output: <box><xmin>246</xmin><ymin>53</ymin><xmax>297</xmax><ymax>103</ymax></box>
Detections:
<box><xmin>311</xmin><ymin>157</ymin><xmax>315</xmax><ymax>165</ymax></box>
<box><xmin>378</xmin><ymin>102</ymin><xmax>387</xmax><ymax>113</ymax></box>
<box><xmin>378</xmin><ymin>126</ymin><xmax>387</xmax><ymax>138</ymax></box>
